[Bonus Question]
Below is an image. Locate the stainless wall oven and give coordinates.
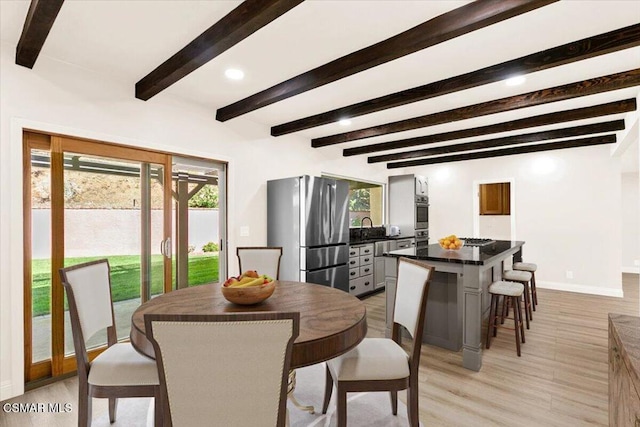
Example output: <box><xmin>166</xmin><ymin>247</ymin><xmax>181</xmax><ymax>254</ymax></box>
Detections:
<box><xmin>415</xmin><ymin>195</ymin><xmax>429</xmax><ymax>230</ymax></box>
<box><xmin>415</xmin><ymin>229</ymin><xmax>429</xmax><ymax>249</ymax></box>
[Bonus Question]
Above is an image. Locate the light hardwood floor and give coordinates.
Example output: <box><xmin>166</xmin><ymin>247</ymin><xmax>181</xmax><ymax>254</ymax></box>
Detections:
<box><xmin>362</xmin><ymin>273</ymin><xmax>639</xmax><ymax>426</ymax></box>
<box><xmin>1</xmin><ymin>274</ymin><xmax>638</xmax><ymax>426</ymax></box>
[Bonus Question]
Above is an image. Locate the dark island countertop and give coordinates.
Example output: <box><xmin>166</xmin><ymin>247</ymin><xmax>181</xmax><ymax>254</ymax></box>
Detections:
<box><xmin>384</xmin><ymin>240</ymin><xmax>525</xmax><ymax>266</ymax></box>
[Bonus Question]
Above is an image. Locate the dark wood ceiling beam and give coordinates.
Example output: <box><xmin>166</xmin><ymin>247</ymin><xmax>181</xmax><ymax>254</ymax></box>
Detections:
<box><xmin>369</xmin><ymin>120</ymin><xmax>624</xmax><ymax>163</ymax></box>
<box><xmin>387</xmin><ymin>135</ymin><xmax>616</xmax><ymax>168</ymax></box>
<box><xmin>313</xmin><ymin>68</ymin><xmax>640</xmax><ymax>147</ymax></box>
<box><xmin>273</xmin><ymin>23</ymin><xmax>640</xmax><ymax>136</ymax></box>
<box><xmin>343</xmin><ymin>98</ymin><xmax>636</xmax><ymax>156</ymax></box>
<box><xmin>135</xmin><ymin>0</ymin><xmax>304</xmax><ymax>101</ymax></box>
<box><xmin>15</xmin><ymin>0</ymin><xmax>65</xmax><ymax>68</ymax></box>
<box><xmin>216</xmin><ymin>0</ymin><xmax>558</xmax><ymax>121</ymax></box>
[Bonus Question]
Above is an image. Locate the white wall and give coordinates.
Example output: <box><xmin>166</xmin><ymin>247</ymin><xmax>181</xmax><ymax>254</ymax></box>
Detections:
<box><xmin>622</xmin><ymin>172</ymin><xmax>640</xmax><ymax>273</ymax></box>
<box><xmin>407</xmin><ymin>147</ymin><xmax>625</xmax><ymax>298</ymax></box>
<box><xmin>479</xmin><ymin>215</ymin><xmax>511</xmax><ymax>240</ymax></box>
<box><xmin>0</xmin><ymin>44</ymin><xmax>390</xmax><ymax>399</ymax></box>
<box><xmin>32</xmin><ymin>209</ymin><xmax>219</xmax><ymax>258</ymax></box>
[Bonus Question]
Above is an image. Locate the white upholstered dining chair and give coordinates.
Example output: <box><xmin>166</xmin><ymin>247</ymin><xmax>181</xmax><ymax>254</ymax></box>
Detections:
<box><xmin>321</xmin><ymin>257</ymin><xmax>434</xmax><ymax>427</ymax></box>
<box><xmin>59</xmin><ymin>259</ymin><xmax>161</xmax><ymax>427</ymax></box>
<box><xmin>144</xmin><ymin>311</ymin><xmax>299</xmax><ymax>427</ymax></box>
<box><xmin>237</xmin><ymin>246</ymin><xmax>283</xmax><ymax>279</ymax></box>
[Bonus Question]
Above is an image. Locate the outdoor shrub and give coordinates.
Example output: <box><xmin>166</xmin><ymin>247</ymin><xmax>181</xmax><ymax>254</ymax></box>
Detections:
<box><xmin>202</xmin><ymin>242</ymin><xmax>219</xmax><ymax>252</ymax></box>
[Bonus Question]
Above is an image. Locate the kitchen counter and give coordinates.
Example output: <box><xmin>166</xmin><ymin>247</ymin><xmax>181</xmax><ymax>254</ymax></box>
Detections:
<box><xmin>350</xmin><ymin>234</ymin><xmax>415</xmax><ymax>245</ymax></box>
<box><xmin>383</xmin><ymin>239</ymin><xmax>525</xmax><ymax>371</ymax></box>
<box><xmin>384</xmin><ymin>240</ymin><xmax>525</xmax><ymax>265</ymax></box>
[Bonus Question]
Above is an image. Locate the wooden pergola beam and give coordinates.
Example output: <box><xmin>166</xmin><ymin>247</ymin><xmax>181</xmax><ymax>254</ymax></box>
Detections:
<box><xmin>386</xmin><ymin>135</ymin><xmax>616</xmax><ymax>168</ymax></box>
<box><xmin>342</xmin><ymin>98</ymin><xmax>636</xmax><ymax>157</ymax></box>
<box><xmin>216</xmin><ymin>0</ymin><xmax>557</xmax><ymax>121</ymax></box>
<box><xmin>273</xmin><ymin>23</ymin><xmax>640</xmax><ymax>136</ymax></box>
<box><xmin>15</xmin><ymin>0</ymin><xmax>65</xmax><ymax>68</ymax></box>
<box><xmin>313</xmin><ymin>68</ymin><xmax>640</xmax><ymax>147</ymax></box>
<box><xmin>135</xmin><ymin>0</ymin><xmax>304</xmax><ymax>101</ymax></box>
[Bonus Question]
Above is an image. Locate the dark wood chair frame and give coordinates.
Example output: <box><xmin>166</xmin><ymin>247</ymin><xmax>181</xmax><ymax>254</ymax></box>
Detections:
<box><xmin>236</xmin><ymin>246</ymin><xmax>283</xmax><ymax>279</ymax></box>
<box><xmin>486</xmin><ymin>290</ymin><xmax>525</xmax><ymax>357</ymax></box>
<box><xmin>144</xmin><ymin>311</ymin><xmax>299</xmax><ymax>427</ymax></box>
<box><xmin>515</xmin><ymin>265</ymin><xmax>538</xmax><ymax>309</ymax></box>
<box><xmin>60</xmin><ymin>259</ymin><xmax>162</xmax><ymax>427</ymax></box>
<box><xmin>502</xmin><ymin>274</ymin><xmax>533</xmax><ymax>329</ymax></box>
<box><xmin>321</xmin><ymin>257</ymin><xmax>434</xmax><ymax>427</ymax></box>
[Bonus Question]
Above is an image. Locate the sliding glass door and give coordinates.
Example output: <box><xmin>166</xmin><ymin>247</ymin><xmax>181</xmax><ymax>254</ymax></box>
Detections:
<box><xmin>24</xmin><ymin>132</ymin><xmax>227</xmax><ymax>383</ymax></box>
<box><xmin>172</xmin><ymin>156</ymin><xmax>226</xmax><ymax>289</ymax></box>
<box><xmin>25</xmin><ymin>133</ymin><xmax>174</xmax><ymax>382</ymax></box>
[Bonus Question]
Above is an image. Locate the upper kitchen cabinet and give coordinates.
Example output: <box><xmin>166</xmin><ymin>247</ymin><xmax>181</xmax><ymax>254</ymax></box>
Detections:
<box><xmin>415</xmin><ymin>175</ymin><xmax>428</xmax><ymax>197</ymax></box>
<box><xmin>480</xmin><ymin>182</ymin><xmax>510</xmax><ymax>215</ymax></box>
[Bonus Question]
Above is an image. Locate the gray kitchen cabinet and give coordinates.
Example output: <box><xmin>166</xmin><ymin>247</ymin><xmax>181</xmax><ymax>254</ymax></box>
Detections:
<box><xmin>373</xmin><ymin>239</ymin><xmax>396</xmax><ymax>290</ymax></box>
<box><xmin>348</xmin><ymin>243</ymin><xmax>374</xmax><ymax>297</ymax></box>
<box><xmin>374</xmin><ymin>256</ymin><xmax>385</xmax><ymax>289</ymax></box>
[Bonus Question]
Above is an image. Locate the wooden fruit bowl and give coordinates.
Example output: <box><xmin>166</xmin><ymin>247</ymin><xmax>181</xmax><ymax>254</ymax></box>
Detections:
<box><xmin>221</xmin><ymin>280</ymin><xmax>276</xmax><ymax>305</ymax></box>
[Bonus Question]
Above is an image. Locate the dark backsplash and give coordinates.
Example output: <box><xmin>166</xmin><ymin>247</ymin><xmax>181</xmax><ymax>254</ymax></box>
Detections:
<box><xmin>350</xmin><ymin>226</ymin><xmax>387</xmax><ymax>242</ymax></box>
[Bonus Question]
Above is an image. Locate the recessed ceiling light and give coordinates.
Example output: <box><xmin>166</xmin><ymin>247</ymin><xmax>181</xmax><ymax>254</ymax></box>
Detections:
<box><xmin>505</xmin><ymin>75</ymin><xmax>526</xmax><ymax>86</ymax></box>
<box><xmin>338</xmin><ymin>119</ymin><xmax>352</xmax><ymax>126</ymax></box>
<box><xmin>224</xmin><ymin>68</ymin><xmax>244</xmax><ymax>80</ymax></box>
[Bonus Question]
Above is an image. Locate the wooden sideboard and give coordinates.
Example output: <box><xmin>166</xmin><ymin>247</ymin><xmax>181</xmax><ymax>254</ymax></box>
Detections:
<box><xmin>609</xmin><ymin>313</ymin><xmax>640</xmax><ymax>426</ymax></box>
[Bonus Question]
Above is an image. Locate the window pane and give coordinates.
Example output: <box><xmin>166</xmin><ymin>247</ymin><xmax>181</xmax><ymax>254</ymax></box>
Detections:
<box><xmin>31</xmin><ymin>150</ymin><xmax>51</xmax><ymax>362</ymax></box>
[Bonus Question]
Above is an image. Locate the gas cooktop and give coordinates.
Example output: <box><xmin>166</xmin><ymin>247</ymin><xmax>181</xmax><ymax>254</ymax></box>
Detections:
<box><xmin>459</xmin><ymin>238</ymin><xmax>496</xmax><ymax>247</ymax></box>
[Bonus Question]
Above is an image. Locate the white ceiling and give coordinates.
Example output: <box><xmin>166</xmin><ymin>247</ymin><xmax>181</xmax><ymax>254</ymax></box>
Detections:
<box><xmin>1</xmin><ymin>0</ymin><xmax>639</xmax><ymax>170</ymax></box>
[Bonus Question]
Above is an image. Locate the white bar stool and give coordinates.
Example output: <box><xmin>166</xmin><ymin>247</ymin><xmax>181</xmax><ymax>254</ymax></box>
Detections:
<box><xmin>486</xmin><ymin>280</ymin><xmax>525</xmax><ymax>357</ymax></box>
<box><xmin>513</xmin><ymin>262</ymin><xmax>538</xmax><ymax>308</ymax></box>
<box><xmin>503</xmin><ymin>269</ymin><xmax>533</xmax><ymax>329</ymax></box>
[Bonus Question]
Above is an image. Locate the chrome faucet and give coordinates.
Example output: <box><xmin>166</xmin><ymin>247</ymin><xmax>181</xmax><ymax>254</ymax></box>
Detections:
<box><xmin>361</xmin><ymin>217</ymin><xmax>373</xmax><ymax>228</ymax></box>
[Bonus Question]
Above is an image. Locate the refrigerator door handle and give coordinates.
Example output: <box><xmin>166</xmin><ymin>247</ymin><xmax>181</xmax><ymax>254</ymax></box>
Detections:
<box><xmin>322</xmin><ymin>181</ymin><xmax>331</xmax><ymax>243</ymax></box>
<box><xmin>328</xmin><ymin>183</ymin><xmax>334</xmax><ymax>240</ymax></box>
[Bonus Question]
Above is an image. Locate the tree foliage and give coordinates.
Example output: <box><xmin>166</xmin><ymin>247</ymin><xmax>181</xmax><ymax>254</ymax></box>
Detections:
<box><xmin>189</xmin><ymin>185</ymin><xmax>218</xmax><ymax>208</ymax></box>
<box><xmin>349</xmin><ymin>188</ymin><xmax>370</xmax><ymax>211</ymax></box>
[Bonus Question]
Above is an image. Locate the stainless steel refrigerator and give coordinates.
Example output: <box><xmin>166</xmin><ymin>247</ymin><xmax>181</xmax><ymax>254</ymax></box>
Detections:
<box><xmin>267</xmin><ymin>176</ymin><xmax>349</xmax><ymax>292</ymax></box>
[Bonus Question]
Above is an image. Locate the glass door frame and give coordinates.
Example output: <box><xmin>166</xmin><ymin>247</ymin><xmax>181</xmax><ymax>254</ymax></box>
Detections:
<box><xmin>171</xmin><ymin>156</ymin><xmax>227</xmax><ymax>289</ymax></box>
<box><xmin>23</xmin><ymin>132</ymin><xmax>173</xmax><ymax>382</ymax></box>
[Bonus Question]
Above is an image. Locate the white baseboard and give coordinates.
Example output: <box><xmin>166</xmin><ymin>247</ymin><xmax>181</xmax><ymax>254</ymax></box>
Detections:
<box><xmin>1</xmin><ymin>380</ymin><xmax>15</xmax><ymax>402</ymax></box>
<box><xmin>622</xmin><ymin>266</ymin><xmax>640</xmax><ymax>274</ymax></box>
<box><xmin>537</xmin><ymin>280</ymin><xmax>624</xmax><ymax>298</ymax></box>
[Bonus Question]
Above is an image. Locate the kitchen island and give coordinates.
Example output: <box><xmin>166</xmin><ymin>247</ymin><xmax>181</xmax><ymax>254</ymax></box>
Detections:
<box><xmin>384</xmin><ymin>240</ymin><xmax>525</xmax><ymax>371</ymax></box>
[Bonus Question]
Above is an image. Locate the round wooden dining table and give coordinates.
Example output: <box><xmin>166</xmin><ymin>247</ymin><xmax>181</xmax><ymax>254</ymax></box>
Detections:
<box><xmin>130</xmin><ymin>280</ymin><xmax>368</xmax><ymax>369</ymax></box>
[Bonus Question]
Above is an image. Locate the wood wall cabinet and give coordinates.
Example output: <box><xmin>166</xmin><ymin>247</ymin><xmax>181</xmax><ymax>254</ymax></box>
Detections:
<box><xmin>480</xmin><ymin>182</ymin><xmax>510</xmax><ymax>215</ymax></box>
<box><xmin>609</xmin><ymin>314</ymin><xmax>640</xmax><ymax>426</ymax></box>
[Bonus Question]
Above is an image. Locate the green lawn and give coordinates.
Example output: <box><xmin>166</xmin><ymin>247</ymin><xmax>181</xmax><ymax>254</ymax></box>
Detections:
<box><xmin>31</xmin><ymin>254</ymin><xmax>219</xmax><ymax>316</ymax></box>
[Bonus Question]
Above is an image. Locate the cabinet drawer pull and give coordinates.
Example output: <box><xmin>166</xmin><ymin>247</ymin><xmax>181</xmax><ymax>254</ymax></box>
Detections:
<box><xmin>364</xmin><ymin>282</ymin><xmax>370</xmax><ymax>286</ymax></box>
<box><xmin>364</xmin><ymin>268</ymin><xmax>370</xmax><ymax>273</ymax></box>
<box><xmin>350</xmin><ymin>271</ymin><xmax>356</xmax><ymax>276</ymax></box>
<box><xmin>350</xmin><ymin>286</ymin><xmax>356</xmax><ymax>290</ymax></box>
<box><xmin>363</xmin><ymin>257</ymin><xmax>371</xmax><ymax>263</ymax></box>
<box><xmin>350</xmin><ymin>260</ymin><xmax>356</xmax><ymax>265</ymax></box>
